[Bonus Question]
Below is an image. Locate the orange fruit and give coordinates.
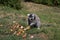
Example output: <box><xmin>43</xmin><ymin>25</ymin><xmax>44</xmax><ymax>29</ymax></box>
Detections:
<box><xmin>16</xmin><ymin>32</ymin><xmax>21</xmax><ymax>36</ymax></box>
<box><xmin>22</xmin><ymin>33</ymin><xmax>27</xmax><ymax>38</ymax></box>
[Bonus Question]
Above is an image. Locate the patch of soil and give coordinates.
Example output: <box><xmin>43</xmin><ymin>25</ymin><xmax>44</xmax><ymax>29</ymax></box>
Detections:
<box><xmin>29</xmin><ymin>32</ymin><xmax>48</xmax><ymax>40</ymax></box>
<box><xmin>39</xmin><ymin>33</ymin><xmax>48</xmax><ymax>40</ymax></box>
<box><xmin>22</xmin><ymin>2</ymin><xmax>51</xmax><ymax>12</ymax></box>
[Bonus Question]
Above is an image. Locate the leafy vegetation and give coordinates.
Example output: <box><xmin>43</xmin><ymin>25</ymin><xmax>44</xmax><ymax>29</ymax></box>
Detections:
<box><xmin>24</xmin><ymin>0</ymin><xmax>60</xmax><ymax>6</ymax></box>
<box><xmin>0</xmin><ymin>0</ymin><xmax>22</xmax><ymax>10</ymax></box>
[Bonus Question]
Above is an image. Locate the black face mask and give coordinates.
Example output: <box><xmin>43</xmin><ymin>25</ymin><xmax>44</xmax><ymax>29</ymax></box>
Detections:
<box><xmin>29</xmin><ymin>14</ymin><xmax>35</xmax><ymax>19</ymax></box>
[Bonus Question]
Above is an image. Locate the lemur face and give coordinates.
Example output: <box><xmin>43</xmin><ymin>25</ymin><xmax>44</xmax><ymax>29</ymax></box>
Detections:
<box><xmin>27</xmin><ymin>14</ymin><xmax>35</xmax><ymax>21</ymax></box>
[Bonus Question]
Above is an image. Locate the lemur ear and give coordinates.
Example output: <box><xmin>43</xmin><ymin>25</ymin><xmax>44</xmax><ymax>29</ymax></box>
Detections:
<box><xmin>27</xmin><ymin>14</ymin><xmax>30</xmax><ymax>16</ymax></box>
<box><xmin>32</xmin><ymin>14</ymin><xmax>34</xmax><ymax>17</ymax></box>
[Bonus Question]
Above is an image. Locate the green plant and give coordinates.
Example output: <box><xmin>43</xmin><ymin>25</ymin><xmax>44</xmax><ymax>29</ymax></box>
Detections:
<box><xmin>0</xmin><ymin>0</ymin><xmax>22</xmax><ymax>10</ymax></box>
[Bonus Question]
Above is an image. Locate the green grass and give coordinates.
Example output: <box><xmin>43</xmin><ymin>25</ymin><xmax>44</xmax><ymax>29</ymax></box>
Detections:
<box><xmin>0</xmin><ymin>2</ymin><xmax>60</xmax><ymax>40</ymax></box>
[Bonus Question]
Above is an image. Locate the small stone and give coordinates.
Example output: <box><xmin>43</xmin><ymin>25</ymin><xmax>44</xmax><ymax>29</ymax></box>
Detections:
<box><xmin>30</xmin><ymin>35</ymin><xmax>34</xmax><ymax>38</ymax></box>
